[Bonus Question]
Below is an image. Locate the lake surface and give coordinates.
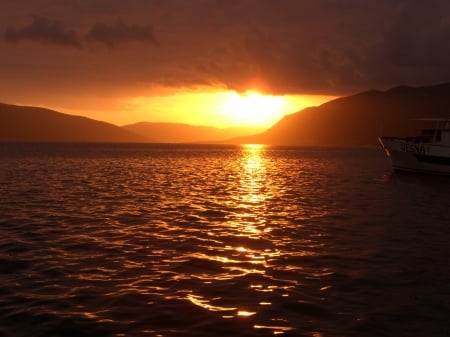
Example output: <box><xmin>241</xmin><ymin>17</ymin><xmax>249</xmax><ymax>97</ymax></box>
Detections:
<box><xmin>1</xmin><ymin>143</ymin><xmax>449</xmax><ymax>337</ymax></box>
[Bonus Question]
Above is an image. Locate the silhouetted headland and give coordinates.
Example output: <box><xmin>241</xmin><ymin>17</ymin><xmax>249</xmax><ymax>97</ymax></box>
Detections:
<box><xmin>0</xmin><ymin>103</ymin><xmax>262</xmax><ymax>143</ymax></box>
<box><xmin>231</xmin><ymin>82</ymin><xmax>450</xmax><ymax>146</ymax></box>
<box><xmin>122</xmin><ymin>122</ymin><xmax>264</xmax><ymax>143</ymax></box>
<box><xmin>0</xmin><ymin>103</ymin><xmax>145</xmax><ymax>142</ymax></box>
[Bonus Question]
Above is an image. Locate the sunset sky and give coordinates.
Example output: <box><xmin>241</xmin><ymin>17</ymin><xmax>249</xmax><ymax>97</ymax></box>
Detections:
<box><xmin>1</xmin><ymin>0</ymin><xmax>450</xmax><ymax>128</ymax></box>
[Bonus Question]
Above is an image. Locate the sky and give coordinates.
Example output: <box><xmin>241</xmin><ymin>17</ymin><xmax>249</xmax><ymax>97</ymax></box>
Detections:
<box><xmin>1</xmin><ymin>0</ymin><xmax>450</xmax><ymax>128</ymax></box>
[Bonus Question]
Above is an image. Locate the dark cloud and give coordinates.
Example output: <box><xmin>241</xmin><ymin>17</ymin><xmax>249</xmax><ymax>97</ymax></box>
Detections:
<box><xmin>386</xmin><ymin>1</ymin><xmax>450</xmax><ymax>68</ymax></box>
<box><xmin>85</xmin><ymin>18</ymin><xmax>159</xmax><ymax>48</ymax></box>
<box><xmin>185</xmin><ymin>0</ymin><xmax>450</xmax><ymax>94</ymax></box>
<box><xmin>2</xmin><ymin>0</ymin><xmax>450</xmax><ymax>99</ymax></box>
<box><xmin>4</xmin><ymin>15</ymin><xmax>159</xmax><ymax>50</ymax></box>
<box><xmin>4</xmin><ymin>16</ymin><xmax>81</xmax><ymax>48</ymax></box>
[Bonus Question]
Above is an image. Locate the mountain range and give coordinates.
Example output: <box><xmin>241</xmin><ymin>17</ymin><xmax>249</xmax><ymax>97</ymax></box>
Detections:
<box><xmin>0</xmin><ymin>103</ymin><xmax>261</xmax><ymax>143</ymax></box>
<box><xmin>122</xmin><ymin>122</ymin><xmax>264</xmax><ymax>143</ymax></box>
<box><xmin>231</xmin><ymin>82</ymin><xmax>450</xmax><ymax>146</ymax></box>
<box><xmin>1</xmin><ymin>82</ymin><xmax>450</xmax><ymax>146</ymax></box>
<box><xmin>0</xmin><ymin>103</ymin><xmax>144</xmax><ymax>142</ymax></box>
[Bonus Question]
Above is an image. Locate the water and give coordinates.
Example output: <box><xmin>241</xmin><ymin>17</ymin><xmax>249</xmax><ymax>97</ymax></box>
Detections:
<box><xmin>0</xmin><ymin>143</ymin><xmax>449</xmax><ymax>337</ymax></box>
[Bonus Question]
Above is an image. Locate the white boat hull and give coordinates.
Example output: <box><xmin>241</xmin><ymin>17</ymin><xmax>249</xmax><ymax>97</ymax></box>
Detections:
<box><xmin>379</xmin><ymin>136</ymin><xmax>450</xmax><ymax>175</ymax></box>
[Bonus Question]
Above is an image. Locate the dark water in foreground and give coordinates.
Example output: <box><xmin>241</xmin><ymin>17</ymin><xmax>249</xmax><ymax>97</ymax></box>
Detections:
<box><xmin>0</xmin><ymin>143</ymin><xmax>449</xmax><ymax>337</ymax></box>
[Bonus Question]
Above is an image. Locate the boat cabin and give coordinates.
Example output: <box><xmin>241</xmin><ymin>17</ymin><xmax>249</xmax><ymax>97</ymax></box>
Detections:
<box><xmin>408</xmin><ymin>119</ymin><xmax>450</xmax><ymax>144</ymax></box>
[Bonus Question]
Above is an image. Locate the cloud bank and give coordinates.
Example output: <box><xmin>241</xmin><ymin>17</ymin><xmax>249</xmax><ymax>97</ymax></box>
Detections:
<box><xmin>5</xmin><ymin>16</ymin><xmax>81</xmax><ymax>48</ymax></box>
<box><xmin>86</xmin><ymin>19</ymin><xmax>159</xmax><ymax>48</ymax></box>
<box><xmin>2</xmin><ymin>0</ymin><xmax>450</xmax><ymax>98</ymax></box>
<box><xmin>4</xmin><ymin>16</ymin><xmax>159</xmax><ymax>49</ymax></box>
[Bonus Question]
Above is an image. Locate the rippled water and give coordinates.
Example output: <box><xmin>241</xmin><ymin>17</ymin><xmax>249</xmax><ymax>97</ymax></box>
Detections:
<box><xmin>1</xmin><ymin>143</ymin><xmax>449</xmax><ymax>337</ymax></box>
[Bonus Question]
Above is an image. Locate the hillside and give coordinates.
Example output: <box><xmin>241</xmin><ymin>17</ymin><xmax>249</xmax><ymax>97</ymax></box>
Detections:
<box><xmin>232</xmin><ymin>82</ymin><xmax>450</xmax><ymax>146</ymax></box>
<box><xmin>122</xmin><ymin>122</ymin><xmax>264</xmax><ymax>143</ymax></box>
<box><xmin>0</xmin><ymin>103</ymin><xmax>146</xmax><ymax>142</ymax></box>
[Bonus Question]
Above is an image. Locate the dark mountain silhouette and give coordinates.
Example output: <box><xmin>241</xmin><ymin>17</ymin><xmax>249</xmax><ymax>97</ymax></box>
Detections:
<box><xmin>0</xmin><ymin>103</ymin><xmax>146</xmax><ymax>142</ymax></box>
<box><xmin>3</xmin><ymin>82</ymin><xmax>450</xmax><ymax>145</ymax></box>
<box><xmin>122</xmin><ymin>122</ymin><xmax>264</xmax><ymax>143</ymax></box>
<box><xmin>231</xmin><ymin>82</ymin><xmax>450</xmax><ymax>146</ymax></box>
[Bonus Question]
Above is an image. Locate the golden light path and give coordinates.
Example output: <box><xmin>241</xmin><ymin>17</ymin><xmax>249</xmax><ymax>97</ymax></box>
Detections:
<box><xmin>184</xmin><ymin>144</ymin><xmax>296</xmax><ymax>335</ymax></box>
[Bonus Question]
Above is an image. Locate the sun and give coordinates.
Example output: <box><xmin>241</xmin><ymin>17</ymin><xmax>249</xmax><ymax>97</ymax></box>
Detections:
<box><xmin>125</xmin><ymin>89</ymin><xmax>335</xmax><ymax>129</ymax></box>
<box><xmin>222</xmin><ymin>91</ymin><xmax>286</xmax><ymax>127</ymax></box>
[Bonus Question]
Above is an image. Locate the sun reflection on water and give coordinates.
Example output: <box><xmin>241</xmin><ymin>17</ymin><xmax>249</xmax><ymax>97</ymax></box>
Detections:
<box><xmin>176</xmin><ymin>144</ymin><xmax>296</xmax><ymax>333</ymax></box>
<box><xmin>1</xmin><ymin>144</ymin><xmax>403</xmax><ymax>336</ymax></box>
<box><xmin>238</xmin><ymin>144</ymin><xmax>268</xmax><ymax>207</ymax></box>
<box><xmin>229</xmin><ymin>144</ymin><xmax>273</xmax><ymax>239</ymax></box>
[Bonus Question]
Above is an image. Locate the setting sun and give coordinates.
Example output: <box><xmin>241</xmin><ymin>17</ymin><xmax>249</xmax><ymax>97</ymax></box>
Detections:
<box><xmin>77</xmin><ymin>89</ymin><xmax>335</xmax><ymax>129</ymax></box>
<box><xmin>222</xmin><ymin>91</ymin><xmax>285</xmax><ymax>127</ymax></box>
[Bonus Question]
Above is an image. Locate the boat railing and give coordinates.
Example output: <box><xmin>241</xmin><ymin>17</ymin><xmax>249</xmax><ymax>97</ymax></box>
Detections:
<box><xmin>405</xmin><ymin>136</ymin><xmax>428</xmax><ymax>142</ymax></box>
<box><xmin>421</xmin><ymin>128</ymin><xmax>442</xmax><ymax>142</ymax></box>
<box><xmin>405</xmin><ymin>134</ymin><xmax>440</xmax><ymax>143</ymax></box>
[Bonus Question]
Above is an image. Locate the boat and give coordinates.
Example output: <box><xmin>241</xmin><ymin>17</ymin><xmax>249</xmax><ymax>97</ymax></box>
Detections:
<box><xmin>378</xmin><ymin>118</ymin><xmax>450</xmax><ymax>175</ymax></box>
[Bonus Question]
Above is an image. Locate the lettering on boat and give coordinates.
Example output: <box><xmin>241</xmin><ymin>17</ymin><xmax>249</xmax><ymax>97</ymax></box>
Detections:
<box><xmin>400</xmin><ymin>142</ymin><xmax>430</xmax><ymax>155</ymax></box>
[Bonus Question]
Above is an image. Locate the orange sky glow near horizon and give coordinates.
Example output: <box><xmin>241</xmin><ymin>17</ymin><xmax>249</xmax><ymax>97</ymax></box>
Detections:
<box><xmin>49</xmin><ymin>90</ymin><xmax>336</xmax><ymax>130</ymax></box>
<box><xmin>2</xmin><ymin>1</ymin><xmax>449</xmax><ymax>130</ymax></box>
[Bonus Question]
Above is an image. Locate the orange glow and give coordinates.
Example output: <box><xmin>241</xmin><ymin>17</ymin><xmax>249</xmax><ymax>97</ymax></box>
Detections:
<box><xmin>187</xmin><ymin>294</ymin><xmax>237</xmax><ymax>312</ymax></box>
<box><xmin>102</xmin><ymin>90</ymin><xmax>335</xmax><ymax>128</ymax></box>
<box><xmin>37</xmin><ymin>89</ymin><xmax>335</xmax><ymax>128</ymax></box>
<box><xmin>221</xmin><ymin>91</ymin><xmax>285</xmax><ymax>127</ymax></box>
<box><xmin>237</xmin><ymin>310</ymin><xmax>256</xmax><ymax>317</ymax></box>
<box><xmin>254</xmin><ymin>324</ymin><xmax>295</xmax><ymax>334</ymax></box>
